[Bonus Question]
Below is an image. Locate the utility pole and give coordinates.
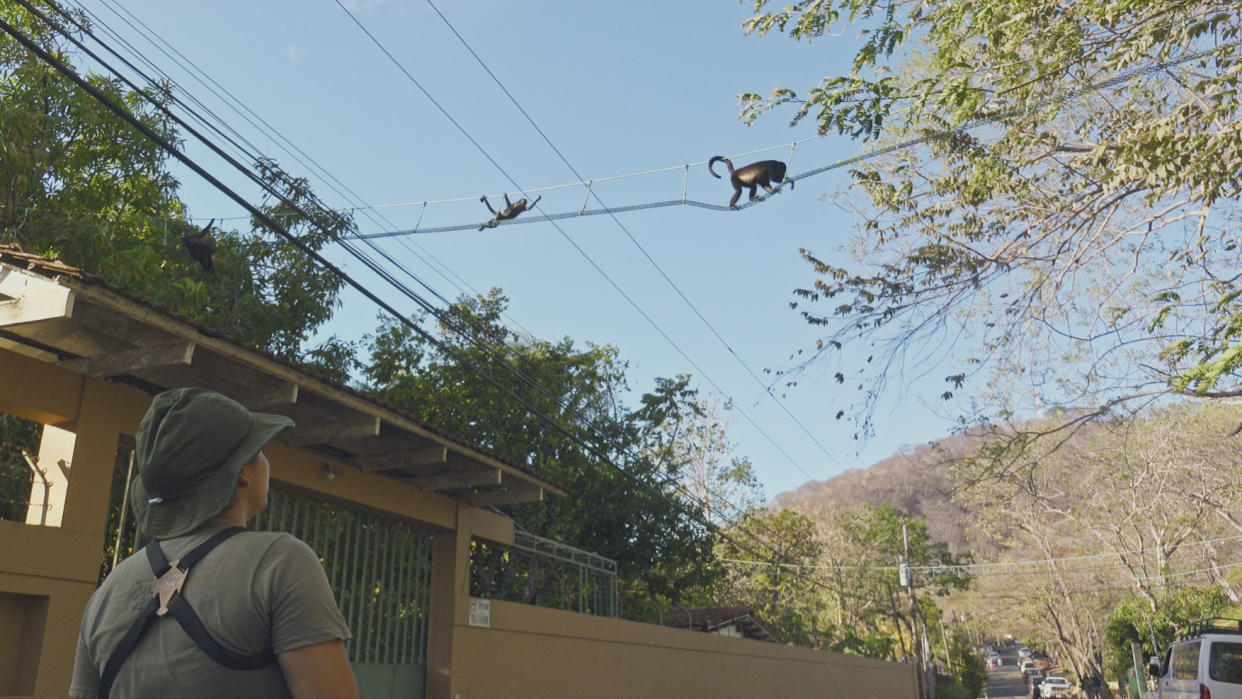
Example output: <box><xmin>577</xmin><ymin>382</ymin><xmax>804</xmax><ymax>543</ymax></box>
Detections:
<box><xmin>960</xmin><ymin>611</ymin><xmax>977</xmax><ymax>651</ymax></box>
<box><xmin>887</xmin><ymin>582</ymin><xmax>909</xmax><ymax>662</ymax></box>
<box><xmin>902</xmin><ymin>523</ymin><xmax>926</xmax><ymax>699</ymax></box>
<box><xmin>1129</xmin><ymin>641</ymin><xmax>1146</xmax><ymax>699</ymax></box>
<box><xmin>939</xmin><ymin>616</ymin><xmax>954</xmax><ymax>677</ymax></box>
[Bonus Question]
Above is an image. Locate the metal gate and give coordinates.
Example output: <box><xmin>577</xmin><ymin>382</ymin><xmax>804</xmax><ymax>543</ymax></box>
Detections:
<box><xmin>250</xmin><ymin>488</ymin><xmax>433</xmax><ymax>667</ymax></box>
<box><xmin>108</xmin><ymin>483</ymin><xmax>434</xmax><ymax>697</ymax></box>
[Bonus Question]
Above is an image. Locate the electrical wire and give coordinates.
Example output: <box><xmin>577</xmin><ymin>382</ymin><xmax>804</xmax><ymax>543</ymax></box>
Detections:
<box><xmin>2</xmin><ymin>2</ymin><xmax>823</xmax><ymax>576</ymax></box>
<box><xmin>74</xmin><ymin>0</ymin><xmax>528</xmax><ymax>337</ymax></box>
<box><xmin>54</xmin><ymin>0</ymin><xmax>645</xmax><ymax>465</ymax></box>
<box><xmin>424</xmin><ymin>0</ymin><xmax>845</xmax><ymax>473</ymax></box>
<box><xmin>717</xmin><ymin>533</ymin><xmax>1242</xmax><ymax>574</ymax></box>
<box><xmin>42</xmin><ymin>2</ymin><xmax>797</xmax><ymax>564</ymax></box>
<box><xmin>0</xmin><ymin>2</ymin><xmax>668</xmax><ymax>508</ymax></box>
<box><xmin>332</xmin><ymin>0</ymin><xmax>825</xmax><ymax>484</ymax></box>
<box><xmin>64</xmin><ymin>1</ymin><xmax>815</xmax><ymax>556</ymax></box>
<box><xmin>24</xmin><ymin>0</ymin><xmax>1227</xmax><ymax>593</ymax></box>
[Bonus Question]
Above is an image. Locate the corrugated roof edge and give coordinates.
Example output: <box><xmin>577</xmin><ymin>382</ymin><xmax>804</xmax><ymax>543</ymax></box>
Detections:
<box><xmin>0</xmin><ymin>242</ymin><xmax>566</xmax><ymax>496</ymax></box>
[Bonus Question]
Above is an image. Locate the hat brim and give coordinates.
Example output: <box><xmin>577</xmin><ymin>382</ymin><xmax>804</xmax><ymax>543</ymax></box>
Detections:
<box><xmin>131</xmin><ymin>411</ymin><xmax>293</xmax><ymax>539</ymax></box>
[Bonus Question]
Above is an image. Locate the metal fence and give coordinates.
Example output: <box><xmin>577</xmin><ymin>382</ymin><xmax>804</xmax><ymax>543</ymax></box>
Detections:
<box><xmin>470</xmin><ymin>530</ymin><xmax>618</xmax><ymax>618</ymax></box>
<box><xmin>251</xmin><ymin>488</ymin><xmax>434</xmax><ymax>665</ymax></box>
<box><xmin>108</xmin><ymin>484</ymin><xmax>435</xmax><ymax>666</ymax></box>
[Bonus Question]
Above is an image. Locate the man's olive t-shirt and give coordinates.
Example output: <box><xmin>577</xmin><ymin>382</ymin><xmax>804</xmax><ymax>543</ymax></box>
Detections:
<box><xmin>70</xmin><ymin>518</ymin><xmax>351</xmax><ymax>698</ymax></box>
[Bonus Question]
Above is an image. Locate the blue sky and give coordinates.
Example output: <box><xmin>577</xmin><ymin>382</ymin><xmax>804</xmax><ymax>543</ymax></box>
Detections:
<box><xmin>69</xmin><ymin>0</ymin><xmax>966</xmax><ymax>499</ymax></box>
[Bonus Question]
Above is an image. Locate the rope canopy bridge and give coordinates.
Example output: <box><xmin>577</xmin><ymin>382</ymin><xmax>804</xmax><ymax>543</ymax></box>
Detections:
<box><xmin>345</xmin><ymin>41</ymin><xmax>1232</xmax><ymax>240</ymax></box>
<box><xmin>349</xmin><ymin>141</ymin><xmax>877</xmax><ymax>239</ymax></box>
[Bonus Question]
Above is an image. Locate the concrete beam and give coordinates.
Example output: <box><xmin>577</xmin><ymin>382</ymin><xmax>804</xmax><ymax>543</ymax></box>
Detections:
<box><xmin>465</xmin><ymin>485</ymin><xmax>545</xmax><ymax>507</ymax></box>
<box><xmin>349</xmin><ymin>445</ymin><xmax>447</xmax><ymax>472</ymax></box>
<box><xmin>234</xmin><ymin>381</ymin><xmax>299</xmax><ymax>411</ymax></box>
<box><xmin>284</xmin><ymin>415</ymin><xmax>381</xmax><ymax>446</ymax></box>
<box><xmin>0</xmin><ymin>269</ymin><xmax>74</xmax><ymax>326</ymax></box>
<box><xmin>406</xmin><ymin>468</ymin><xmax>501</xmax><ymax>492</ymax></box>
<box><xmin>56</xmin><ymin>340</ymin><xmax>195</xmax><ymax>378</ymax></box>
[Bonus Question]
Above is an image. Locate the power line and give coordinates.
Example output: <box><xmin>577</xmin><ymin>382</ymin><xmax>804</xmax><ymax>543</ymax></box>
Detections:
<box><xmin>4</xmin><ymin>3</ymin><xmax>821</xmax><ymax>576</ymax></box>
<box><xmin>718</xmin><ymin>533</ymin><xmax>1242</xmax><ymax>574</ymax></box>
<box><xmin>1</xmin><ymin>1</ymin><xmax>674</xmax><ymax>509</ymax></box>
<box><xmin>360</xmin><ymin>139</ymin><xmax>816</xmax><ymax>210</ymax></box>
<box><xmin>425</xmin><ymin>1</ymin><xmax>844</xmax><ymax>474</ymax></box>
<box><xmin>49</xmin><ymin>1</ymin><xmax>784</xmax><ymax>551</ymax></box>
<box><xmin>58</xmin><ymin>0</ymin><xmax>631</xmax><ymax>452</ymax></box>
<box><xmin>333</xmin><ymin>0</ymin><xmax>825</xmax><ymax>485</ymax></box>
<box><xmin>75</xmin><ymin>0</ymin><xmax>528</xmax><ymax>337</ymax></box>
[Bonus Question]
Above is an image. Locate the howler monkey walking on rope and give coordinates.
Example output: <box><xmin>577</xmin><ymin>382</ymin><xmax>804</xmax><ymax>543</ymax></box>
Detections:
<box><xmin>708</xmin><ymin>156</ymin><xmax>792</xmax><ymax>210</ymax></box>
<box><xmin>478</xmin><ymin>194</ymin><xmax>541</xmax><ymax>231</ymax></box>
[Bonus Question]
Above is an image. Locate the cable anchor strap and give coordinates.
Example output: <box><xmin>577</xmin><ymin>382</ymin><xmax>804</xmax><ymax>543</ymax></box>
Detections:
<box><xmin>681</xmin><ymin>164</ymin><xmax>689</xmax><ymax>202</ymax></box>
<box><xmin>412</xmin><ymin>201</ymin><xmax>427</xmax><ymax>232</ymax></box>
<box><xmin>785</xmin><ymin>142</ymin><xmax>797</xmax><ymax>185</ymax></box>
<box><xmin>579</xmin><ymin>181</ymin><xmax>593</xmax><ymax>214</ymax></box>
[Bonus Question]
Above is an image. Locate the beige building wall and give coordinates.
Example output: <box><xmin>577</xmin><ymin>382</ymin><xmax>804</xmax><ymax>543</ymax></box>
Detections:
<box><xmin>0</xmin><ymin>345</ymin><xmax>917</xmax><ymax>699</ymax></box>
<box><xmin>0</xmin><ymin>348</ymin><xmax>511</xmax><ymax>697</ymax></box>
<box><xmin>446</xmin><ymin>599</ymin><xmax>919</xmax><ymax>699</ymax></box>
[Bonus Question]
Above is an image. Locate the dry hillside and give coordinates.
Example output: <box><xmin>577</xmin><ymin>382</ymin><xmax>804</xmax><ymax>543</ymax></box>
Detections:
<box><xmin>773</xmin><ymin>432</ymin><xmax>992</xmax><ymax>555</ymax></box>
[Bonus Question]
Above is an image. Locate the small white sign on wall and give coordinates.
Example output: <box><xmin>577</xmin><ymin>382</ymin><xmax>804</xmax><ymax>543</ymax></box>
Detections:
<box><xmin>468</xmin><ymin>597</ymin><xmax>491</xmax><ymax>628</ymax></box>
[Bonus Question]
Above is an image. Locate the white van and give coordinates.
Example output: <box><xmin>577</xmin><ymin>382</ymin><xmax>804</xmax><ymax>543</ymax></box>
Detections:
<box><xmin>1149</xmin><ymin>620</ymin><xmax>1242</xmax><ymax>698</ymax></box>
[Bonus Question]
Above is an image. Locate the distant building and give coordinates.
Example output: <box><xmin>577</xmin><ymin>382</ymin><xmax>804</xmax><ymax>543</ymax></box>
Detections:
<box><xmin>664</xmin><ymin>606</ymin><xmax>780</xmax><ymax>643</ymax></box>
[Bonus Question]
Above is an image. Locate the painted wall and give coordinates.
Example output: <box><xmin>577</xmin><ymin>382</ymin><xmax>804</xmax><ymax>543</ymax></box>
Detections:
<box><xmin>0</xmin><ymin>345</ymin><xmax>918</xmax><ymax>699</ymax></box>
<box><xmin>0</xmin><ymin>348</ymin><xmax>509</xmax><ymax>698</ymax></box>
<box><xmin>446</xmin><ymin>599</ymin><xmax>919</xmax><ymax>699</ymax></box>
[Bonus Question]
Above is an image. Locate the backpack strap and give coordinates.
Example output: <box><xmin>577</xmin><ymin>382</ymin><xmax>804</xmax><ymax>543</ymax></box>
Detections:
<box><xmin>98</xmin><ymin>527</ymin><xmax>276</xmax><ymax>698</ymax></box>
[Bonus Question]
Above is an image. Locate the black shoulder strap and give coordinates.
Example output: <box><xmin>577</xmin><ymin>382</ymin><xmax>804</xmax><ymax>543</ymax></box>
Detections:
<box><xmin>98</xmin><ymin>527</ymin><xmax>275</xmax><ymax>698</ymax></box>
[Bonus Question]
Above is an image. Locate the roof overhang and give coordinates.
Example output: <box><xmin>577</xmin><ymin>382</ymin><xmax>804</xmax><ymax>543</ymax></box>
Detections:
<box><xmin>0</xmin><ymin>255</ymin><xmax>565</xmax><ymax>505</ymax></box>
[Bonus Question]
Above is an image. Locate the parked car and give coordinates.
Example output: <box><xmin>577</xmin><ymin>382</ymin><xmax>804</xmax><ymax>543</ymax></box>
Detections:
<box><xmin>1148</xmin><ymin>618</ymin><xmax>1242</xmax><ymax>698</ymax></box>
<box><xmin>987</xmin><ymin>651</ymin><xmax>1002</xmax><ymax>668</ymax></box>
<box><xmin>1018</xmin><ymin>646</ymin><xmax>1032</xmax><ymax>659</ymax></box>
<box><xmin>1027</xmin><ymin>673</ymin><xmax>1045</xmax><ymax>699</ymax></box>
<box><xmin>1021</xmin><ymin>658</ymin><xmax>1038</xmax><ymax>674</ymax></box>
<box><xmin>1040</xmin><ymin>675</ymin><xmax>1072</xmax><ymax>698</ymax></box>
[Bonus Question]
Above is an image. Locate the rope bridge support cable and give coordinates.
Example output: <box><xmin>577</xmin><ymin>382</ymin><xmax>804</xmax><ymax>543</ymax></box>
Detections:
<box><xmin>349</xmin><ymin>42</ymin><xmax>1234</xmax><ymax>240</ymax></box>
<box><xmin>352</xmin><ymin>198</ymin><xmax>748</xmax><ymax>238</ymax></box>
<box><xmin>579</xmin><ymin>181</ymin><xmax>592</xmax><ymax>214</ymax></box>
<box><xmin>352</xmin><ymin>189</ymin><xmax>792</xmax><ymax>238</ymax></box>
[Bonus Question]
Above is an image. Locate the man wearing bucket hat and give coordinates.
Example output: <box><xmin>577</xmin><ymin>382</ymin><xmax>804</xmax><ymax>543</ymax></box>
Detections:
<box><xmin>70</xmin><ymin>388</ymin><xmax>358</xmax><ymax>698</ymax></box>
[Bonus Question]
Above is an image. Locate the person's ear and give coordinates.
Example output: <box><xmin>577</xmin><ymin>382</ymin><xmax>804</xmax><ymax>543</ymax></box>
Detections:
<box><xmin>236</xmin><ymin>464</ymin><xmax>254</xmax><ymax>488</ymax></box>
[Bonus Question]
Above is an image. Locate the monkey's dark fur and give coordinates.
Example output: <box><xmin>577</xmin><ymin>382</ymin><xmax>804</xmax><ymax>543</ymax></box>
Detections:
<box><xmin>708</xmin><ymin>156</ymin><xmax>792</xmax><ymax>210</ymax></box>
<box><xmin>181</xmin><ymin>218</ymin><xmax>216</xmax><ymax>273</ymax></box>
<box><xmin>479</xmin><ymin>194</ymin><xmax>541</xmax><ymax>231</ymax></box>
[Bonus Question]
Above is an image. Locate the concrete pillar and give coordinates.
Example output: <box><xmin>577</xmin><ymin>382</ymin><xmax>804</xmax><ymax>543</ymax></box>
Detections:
<box><xmin>425</xmin><ymin>502</ymin><xmax>473</xmax><ymax>699</ymax></box>
<box><xmin>25</xmin><ymin>424</ymin><xmax>75</xmax><ymax>527</ymax></box>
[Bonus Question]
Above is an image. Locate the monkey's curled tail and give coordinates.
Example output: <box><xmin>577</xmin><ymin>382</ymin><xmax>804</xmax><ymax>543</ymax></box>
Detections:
<box><xmin>707</xmin><ymin>156</ymin><xmax>734</xmax><ymax>179</ymax></box>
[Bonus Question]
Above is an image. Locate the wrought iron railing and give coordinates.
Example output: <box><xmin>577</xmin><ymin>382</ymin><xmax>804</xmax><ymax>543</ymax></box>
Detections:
<box><xmin>470</xmin><ymin>529</ymin><xmax>618</xmax><ymax>618</ymax></box>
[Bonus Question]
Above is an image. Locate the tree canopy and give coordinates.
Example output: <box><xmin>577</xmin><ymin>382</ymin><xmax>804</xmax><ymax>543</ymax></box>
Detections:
<box><xmin>0</xmin><ymin>4</ymin><xmax>346</xmax><ymax>359</ymax></box>
<box><xmin>743</xmin><ymin>0</ymin><xmax>1242</xmax><ymax>440</ymax></box>
<box><xmin>363</xmin><ymin>291</ymin><xmax>731</xmax><ymax>612</ymax></box>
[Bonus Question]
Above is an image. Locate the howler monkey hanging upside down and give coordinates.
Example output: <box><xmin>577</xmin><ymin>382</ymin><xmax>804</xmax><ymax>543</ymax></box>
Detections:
<box><xmin>478</xmin><ymin>194</ymin><xmax>541</xmax><ymax>231</ymax></box>
<box><xmin>707</xmin><ymin>156</ymin><xmax>792</xmax><ymax>210</ymax></box>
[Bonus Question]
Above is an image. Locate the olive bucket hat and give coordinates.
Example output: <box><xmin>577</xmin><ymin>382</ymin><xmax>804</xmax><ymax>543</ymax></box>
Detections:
<box><xmin>130</xmin><ymin>387</ymin><xmax>294</xmax><ymax>539</ymax></box>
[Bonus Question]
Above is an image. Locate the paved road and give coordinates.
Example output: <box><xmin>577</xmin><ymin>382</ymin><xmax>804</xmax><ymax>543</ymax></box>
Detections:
<box><xmin>985</xmin><ymin>646</ymin><xmax>1032</xmax><ymax>699</ymax></box>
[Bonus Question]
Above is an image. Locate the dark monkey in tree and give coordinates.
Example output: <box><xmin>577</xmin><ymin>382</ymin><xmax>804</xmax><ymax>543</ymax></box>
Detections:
<box><xmin>478</xmin><ymin>194</ymin><xmax>542</xmax><ymax>231</ymax></box>
<box><xmin>181</xmin><ymin>218</ymin><xmax>216</xmax><ymax>273</ymax></box>
<box><xmin>708</xmin><ymin>156</ymin><xmax>792</xmax><ymax>210</ymax></box>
